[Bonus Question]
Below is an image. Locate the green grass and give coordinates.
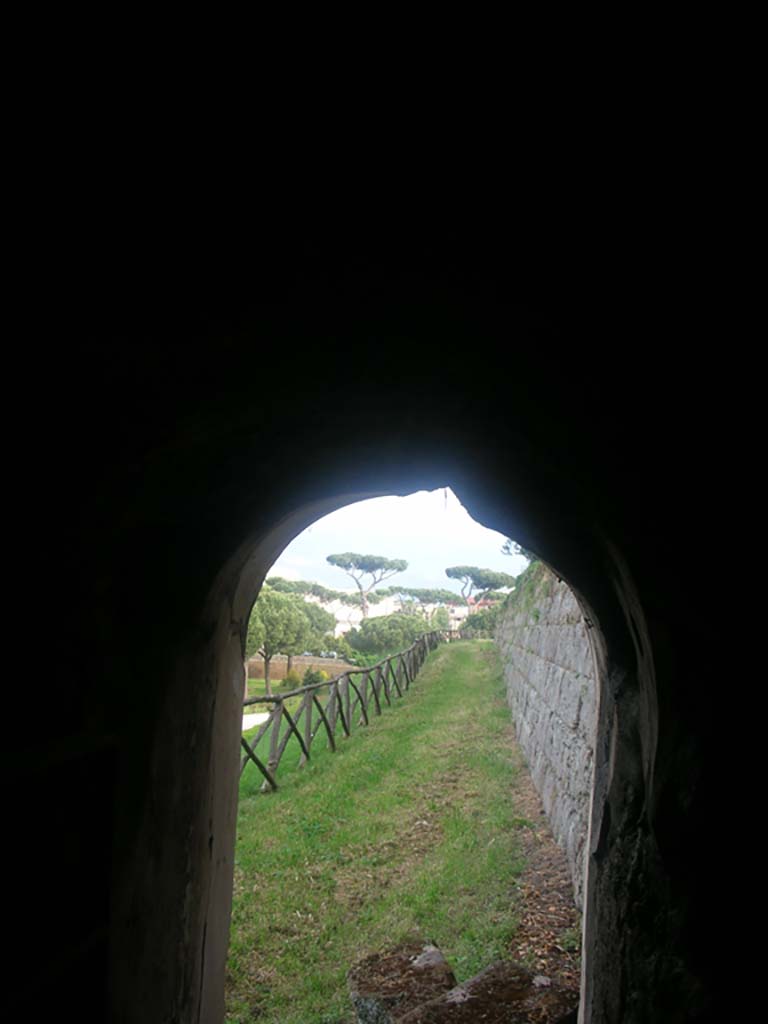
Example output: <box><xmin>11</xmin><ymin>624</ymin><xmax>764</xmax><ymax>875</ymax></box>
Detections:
<box><xmin>227</xmin><ymin>640</ymin><xmax>527</xmax><ymax>1024</ymax></box>
<box><xmin>245</xmin><ymin>676</ymin><xmax>305</xmax><ymax>700</ymax></box>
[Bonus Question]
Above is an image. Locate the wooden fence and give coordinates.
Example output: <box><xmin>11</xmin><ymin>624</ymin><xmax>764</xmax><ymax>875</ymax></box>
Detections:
<box><xmin>240</xmin><ymin>630</ymin><xmax>458</xmax><ymax>791</ymax></box>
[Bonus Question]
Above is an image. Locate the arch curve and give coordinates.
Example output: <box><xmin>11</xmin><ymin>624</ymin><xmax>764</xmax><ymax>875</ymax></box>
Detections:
<box><xmin>23</xmin><ymin>250</ymin><xmax>720</xmax><ymax>1023</ymax></box>
<box><xmin>186</xmin><ymin>453</ymin><xmax>658</xmax><ymax>1024</ymax></box>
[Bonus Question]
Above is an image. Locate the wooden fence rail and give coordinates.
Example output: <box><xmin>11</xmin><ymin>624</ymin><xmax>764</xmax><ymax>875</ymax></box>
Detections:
<box><xmin>240</xmin><ymin>629</ymin><xmax>459</xmax><ymax>791</ymax></box>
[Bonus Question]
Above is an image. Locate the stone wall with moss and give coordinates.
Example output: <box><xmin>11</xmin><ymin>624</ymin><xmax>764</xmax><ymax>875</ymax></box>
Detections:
<box><xmin>495</xmin><ymin>563</ymin><xmax>597</xmax><ymax>909</ymax></box>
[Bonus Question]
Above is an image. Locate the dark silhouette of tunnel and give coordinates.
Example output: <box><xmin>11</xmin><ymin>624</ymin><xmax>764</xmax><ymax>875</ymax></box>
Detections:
<box><xmin>12</xmin><ymin>226</ymin><xmax>730</xmax><ymax>1022</ymax></box>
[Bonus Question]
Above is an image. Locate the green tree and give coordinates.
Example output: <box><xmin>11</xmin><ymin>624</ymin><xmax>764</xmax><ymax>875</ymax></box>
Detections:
<box><xmin>265</xmin><ymin>576</ymin><xmax>305</xmax><ymax>594</ymax></box>
<box><xmin>296</xmin><ymin>600</ymin><xmax>338</xmax><ymax>658</ymax></box>
<box><xmin>430</xmin><ymin>606</ymin><xmax>451</xmax><ymax>630</ymax></box>
<box><xmin>331</xmin><ymin>634</ymin><xmax>357</xmax><ymax>664</ymax></box>
<box><xmin>266</xmin><ymin>577</ymin><xmax>354</xmax><ymax>604</ymax></box>
<box><xmin>385</xmin><ymin>586</ymin><xmax>460</xmax><ymax>611</ymax></box>
<box><xmin>403</xmin><ymin>587</ymin><xmax>462</xmax><ymax>606</ymax></box>
<box><xmin>346</xmin><ymin>612</ymin><xmax>425</xmax><ymax>656</ymax></box>
<box><xmin>247</xmin><ymin>588</ymin><xmax>313</xmax><ymax>696</ymax></box>
<box><xmin>326</xmin><ymin>553</ymin><xmax>408</xmax><ymax>619</ymax></box>
<box><xmin>266</xmin><ymin>576</ymin><xmax>397</xmax><ymax>617</ymax></box>
<box><xmin>463</xmin><ymin>605</ymin><xmax>500</xmax><ymax>635</ymax></box>
<box><xmin>281</xmin><ymin>597</ymin><xmax>316</xmax><ymax>677</ymax></box>
<box><xmin>300</xmin><ymin>600</ymin><xmax>336</xmax><ymax>641</ymax></box>
<box><xmin>244</xmin><ymin>599</ymin><xmax>266</xmax><ymax>698</ymax></box>
<box><xmin>393</xmin><ymin>597</ymin><xmax>419</xmax><ymax>617</ymax></box>
<box><xmin>445</xmin><ymin>566</ymin><xmax>517</xmax><ymax>604</ymax></box>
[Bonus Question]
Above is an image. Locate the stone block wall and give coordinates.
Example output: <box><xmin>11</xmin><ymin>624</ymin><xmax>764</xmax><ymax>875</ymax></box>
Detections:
<box><xmin>246</xmin><ymin>653</ymin><xmax>353</xmax><ymax>681</ymax></box>
<box><xmin>496</xmin><ymin>564</ymin><xmax>597</xmax><ymax>909</ymax></box>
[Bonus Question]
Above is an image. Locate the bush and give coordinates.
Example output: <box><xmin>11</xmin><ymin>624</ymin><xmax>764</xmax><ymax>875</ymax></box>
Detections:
<box><xmin>282</xmin><ymin>670</ymin><xmax>303</xmax><ymax>689</ymax></box>
<box><xmin>329</xmin><ymin>635</ymin><xmax>356</xmax><ymax>663</ymax></box>
<box><xmin>303</xmin><ymin>668</ymin><xmax>329</xmax><ymax>687</ymax></box>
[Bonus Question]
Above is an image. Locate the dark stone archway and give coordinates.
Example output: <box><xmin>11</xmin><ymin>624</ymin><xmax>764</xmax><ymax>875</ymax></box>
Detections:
<box><xmin>12</xmin><ymin>230</ymin><xmax>727</xmax><ymax>1022</ymax></box>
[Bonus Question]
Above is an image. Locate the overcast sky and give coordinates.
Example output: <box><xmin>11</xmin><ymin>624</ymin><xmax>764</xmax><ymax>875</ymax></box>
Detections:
<box><xmin>268</xmin><ymin>488</ymin><xmax>529</xmax><ymax>595</ymax></box>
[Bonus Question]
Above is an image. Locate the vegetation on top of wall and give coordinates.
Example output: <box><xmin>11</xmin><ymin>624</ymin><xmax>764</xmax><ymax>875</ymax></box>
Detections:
<box><xmin>499</xmin><ymin>560</ymin><xmax>555</xmax><ymax>619</ymax></box>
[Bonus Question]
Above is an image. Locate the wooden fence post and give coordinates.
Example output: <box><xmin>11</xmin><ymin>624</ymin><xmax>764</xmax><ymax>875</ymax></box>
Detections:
<box><xmin>343</xmin><ymin>675</ymin><xmax>352</xmax><ymax>734</ymax></box>
<box><xmin>262</xmin><ymin>702</ymin><xmax>284</xmax><ymax>792</ymax></box>
<box><xmin>336</xmin><ymin>680</ymin><xmax>350</xmax><ymax>738</ymax></box>
<box><xmin>300</xmin><ymin>691</ymin><xmax>312</xmax><ymax>767</ymax></box>
<box><xmin>328</xmin><ymin>680</ymin><xmax>338</xmax><ymax>737</ymax></box>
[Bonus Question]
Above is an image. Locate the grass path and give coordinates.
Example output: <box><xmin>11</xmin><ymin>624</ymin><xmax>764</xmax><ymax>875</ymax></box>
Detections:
<box><xmin>226</xmin><ymin>640</ymin><xmax>530</xmax><ymax>1024</ymax></box>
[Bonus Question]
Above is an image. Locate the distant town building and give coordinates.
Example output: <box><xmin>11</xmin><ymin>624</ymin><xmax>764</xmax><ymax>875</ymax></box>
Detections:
<box><xmin>306</xmin><ymin>592</ymin><xmax>469</xmax><ymax>636</ymax></box>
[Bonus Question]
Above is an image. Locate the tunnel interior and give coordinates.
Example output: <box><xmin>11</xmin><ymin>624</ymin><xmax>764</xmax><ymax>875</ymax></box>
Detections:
<box><xmin>13</xmin><ymin>237</ymin><xmax>727</xmax><ymax>1023</ymax></box>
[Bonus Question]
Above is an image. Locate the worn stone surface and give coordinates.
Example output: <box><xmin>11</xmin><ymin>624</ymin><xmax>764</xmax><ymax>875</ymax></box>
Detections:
<box><xmin>348</xmin><ymin>943</ymin><xmax>458</xmax><ymax>1023</ymax></box>
<box><xmin>28</xmin><ymin>237</ymin><xmax>729</xmax><ymax>1022</ymax></box>
<box><xmin>397</xmin><ymin>959</ymin><xmax>579</xmax><ymax>1023</ymax></box>
<box><xmin>496</xmin><ymin>566</ymin><xmax>596</xmax><ymax>910</ymax></box>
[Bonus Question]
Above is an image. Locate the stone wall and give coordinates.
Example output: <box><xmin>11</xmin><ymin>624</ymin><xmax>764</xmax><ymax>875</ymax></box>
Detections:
<box><xmin>496</xmin><ymin>564</ymin><xmax>597</xmax><ymax>910</ymax></box>
<box><xmin>246</xmin><ymin>653</ymin><xmax>354</xmax><ymax>681</ymax></box>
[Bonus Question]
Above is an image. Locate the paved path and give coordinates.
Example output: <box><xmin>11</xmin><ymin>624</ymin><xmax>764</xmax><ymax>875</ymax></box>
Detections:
<box><xmin>242</xmin><ymin>711</ymin><xmax>270</xmax><ymax>730</ymax></box>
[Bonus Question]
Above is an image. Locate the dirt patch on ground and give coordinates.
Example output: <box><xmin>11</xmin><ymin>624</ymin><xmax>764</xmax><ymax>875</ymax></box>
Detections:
<box><xmin>331</xmin><ymin>713</ymin><xmax>582</xmax><ymax>1003</ymax></box>
<box><xmin>505</xmin><ymin>729</ymin><xmax>582</xmax><ymax>996</ymax></box>
<box><xmin>334</xmin><ymin>815</ymin><xmax>445</xmax><ymax>912</ymax></box>
<box><xmin>336</xmin><ymin>723</ymin><xmax>582</xmax><ymax>1012</ymax></box>
<box><xmin>333</xmin><ymin>762</ymin><xmax>485</xmax><ymax>914</ymax></box>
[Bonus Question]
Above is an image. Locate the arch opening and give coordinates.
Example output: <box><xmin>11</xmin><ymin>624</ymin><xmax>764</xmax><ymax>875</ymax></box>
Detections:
<box><xmin>104</xmin><ymin>444</ymin><xmax>677</xmax><ymax>1024</ymax></box>
<box><xmin>210</xmin><ymin>482</ymin><xmax>613</xmax><ymax>1024</ymax></box>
